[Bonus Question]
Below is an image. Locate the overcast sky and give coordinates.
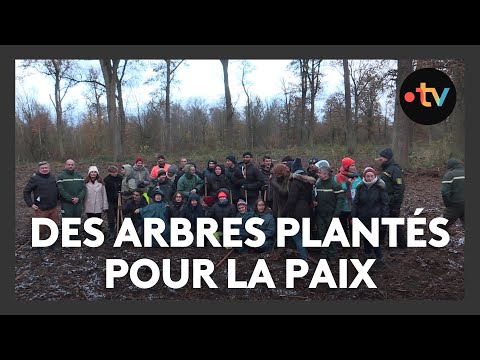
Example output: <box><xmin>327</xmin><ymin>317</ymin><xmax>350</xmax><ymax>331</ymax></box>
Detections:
<box><xmin>14</xmin><ymin>59</ymin><xmax>353</xmax><ymax>119</ymax></box>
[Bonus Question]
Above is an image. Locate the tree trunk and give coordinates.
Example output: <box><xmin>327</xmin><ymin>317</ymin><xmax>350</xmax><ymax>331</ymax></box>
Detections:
<box><xmin>166</xmin><ymin>60</ymin><xmax>172</xmax><ymax>152</ymax></box>
<box><xmin>449</xmin><ymin>61</ymin><xmax>465</xmax><ymax>160</ymax></box>
<box><xmin>100</xmin><ymin>60</ymin><xmax>122</xmax><ymax>161</ymax></box>
<box><xmin>54</xmin><ymin>65</ymin><xmax>65</xmax><ymax>159</ymax></box>
<box><xmin>343</xmin><ymin>60</ymin><xmax>354</xmax><ymax>154</ymax></box>
<box><xmin>392</xmin><ymin>59</ymin><xmax>413</xmax><ymax>169</ymax></box>
<box><xmin>220</xmin><ymin>60</ymin><xmax>233</xmax><ymax>142</ymax></box>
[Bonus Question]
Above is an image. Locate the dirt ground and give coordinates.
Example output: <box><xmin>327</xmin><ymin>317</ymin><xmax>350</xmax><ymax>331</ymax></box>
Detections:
<box><xmin>15</xmin><ymin>160</ymin><xmax>464</xmax><ymax>301</ymax></box>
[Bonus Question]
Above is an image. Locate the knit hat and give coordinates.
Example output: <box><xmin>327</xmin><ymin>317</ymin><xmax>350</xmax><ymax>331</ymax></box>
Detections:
<box><xmin>226</xmin><ymin>154</ymin><xmax>236</xmax><ymax>163</ymax></box>
<box><xmin>309</xmin><ymin>157</ymin><xmax>320</xmax><ymax>164</ymax></box>
<box><xmin>243</xmin><ymin>151</ymin><xmax>253</xmax><ymax>158</ymax></box>
<box><xmin>157</xmin><ymin>169</ymin><xmax>167</xmax><ymax>177</ymax></box>
<box><xmin>341</xmin><ymin>157</ymin><xmax>355</xmax><ymax>169</ymax></box>
<box><xmin>363</xmin><ymin>167</ymin><xmax>376</xmax><ymax>177</ymax></box>
<box><xmin>203</xmin><ymin>196</ymin><xmax>215</xmax><ymax>207</ymax></box>
<box><xmin>237</xmin><ymin>199</ymin><xmax>247</xmax><ymax>208</ymax></box>
<box><xmin>378</xmin><ymin>148</ymin><xmax>393</xmax><ymax>160</ymax></box>
<box><xmin>315</xmin><ymin>160</ymin><xmax>330</xmax><ymax>169</ymax></box>
<box><xmin>167</xmin><ymin>164</ymin><xmax>177</xmax><ymax>174</ymax></box>
<box><xmin>135</xmin><ymin>156</ymin><xmax>143</xmax><ymax>163</ymax></box>
<box><xmin>88</xmin><ymin>166</ymin><xmax>99</xmax><ymax>175</ymax></box>
<box><xmin>218</xmin><ymin>191</ymin><xmax>228</xmax><ymax>199</ymax></box>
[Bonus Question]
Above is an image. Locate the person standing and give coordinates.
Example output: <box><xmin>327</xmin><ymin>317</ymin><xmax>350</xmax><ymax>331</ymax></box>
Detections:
<box><xmin>352</xmin><ymin>167</ymin><xmax>389</xmax><ymax>269</ymax></box>
<box><xmin>83</xmin><ymin>166</ymin><xmax>109</xmax><ymax>233</ymax></box>
<box><xmin>376</xmin><ymin>147</ymin><xmax>406</xmax><ymax>247</ymax></box>
<box><xmin>23</xmin><ymin>161</ymin><xmax>59</xmax><ymax>240</ymax></box>
<box><xmin>435</xmin><ymin>158</ymin><xmax>465</xmax><ymax>238</ymax></box>
<box><xmin>259</xmin><ymin>155</ymin><xmax>274</xmax><ymax>209</ymax></box>
<box><xmin>150</xmin><ymin>154</ymin><xmax>171</xmax><ymax>179</ymax></box>
<box><xmin>57</xmin><ymin>159</ymin><xmax>85</xmax><ymax>239</ymax></box>
<box><xmin>104</xmin><ymin>165</ymin><xmax>123</xmax><ymax>237</ymax></box>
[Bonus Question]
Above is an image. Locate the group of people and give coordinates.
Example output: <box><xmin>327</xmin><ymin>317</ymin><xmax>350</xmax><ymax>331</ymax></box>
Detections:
<box><xmin>23</xmin><ymin>148</ymin><xmax>465</xmax><ymax>268</ymax></box>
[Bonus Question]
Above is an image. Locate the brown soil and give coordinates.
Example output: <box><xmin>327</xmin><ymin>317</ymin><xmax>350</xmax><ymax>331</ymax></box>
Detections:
<box><xmin>15</xmin><ymin>160</ymin><xmax>464</xmax><ymax>301</ymax></box>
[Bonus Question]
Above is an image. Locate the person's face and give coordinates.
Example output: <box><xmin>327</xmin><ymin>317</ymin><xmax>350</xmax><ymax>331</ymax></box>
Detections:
<box><xmin>364</xmin><ymin>172</ymin><xmax>375</xmax><ymax>182</ymax></box>
<box><xmin>225</xmin><ymin>159</ymin><xmax>233</xmax><ymax>167</ymax></box>
<box><xmin>238</xmin><ymin>204</ymin><xmax>247</xmax><ymax>214</ymax></box>
<box><xmin>174</xmin><ymin>194</ymin><xmax>183</xmax><ymax>203</ymax></box>
<box><xmin>109</xmin><ymin>170</ymin><xmax>118</xmax><ymax>177</ymax></box>
<box><xmin>219</xmin><ymin>196</ymin><xmax>227</xmax><ymax>202</ymax></box>
<box><xmin>309</xmin><ymin>163</ymin><xmax>317</xmax><ymax>170</ymax></box>
<box><xmin>65</xmin><ymin>160</ymin><xmax>75</xmax><ymax>171</ymax></box>
<box><xmin>89</xmin><ymin>171</ymin><xmax>98</xmax><ymax>180</ymax></box>
<box><xmin>38</xmin><ymin>164</ymin><xmax>50</xmax><ymax>175</ymax></box>
<box><xmin>209</xmin><ymin>161</ymin><xmax>216</xmax><ymax>169</ymax></box>
<box><xmin>133</xmin><ymin>192</ymin><xmax>142</xmax><ymax>201</ymax></box>
<box><xmin>256</xmin><ymin>201</ymin><xmax>266</xmax><ymax>213</ymax></box>
<box><xmin>120</xmin><ymin>167</ymin><xmax>126</xmax><ymax>176</ymax></box>
<box><xmin>158</xmin><ymin>174</ymin><xmax>166</xmax><ymax>182</ymax></box>
<box><xmin>348</xmin><ymin>163</ymin><xmax>356</xmax><ymax>172</ymax></box>
<box><xmin>136</xmin><ymin>161</ymin><xmax>143</xmax><ymax>167</ymax></box>
<box><xmin>180</xmin><ymin>158</ymin><xmax>188</xmax><ymax>167</ymax></box>
<box><xmin>215</xmin><ymin>166</ymin><xmax>222</xmax><ymax>176</ymax></box>
<box><xmin>158</xmin><ymin>158</ymin><xmax>165</xmax><ymax>166</ymax></box>
<box><xmin>154</xmin><ymin>194</ymin><xmax>162</xmax><ymax>202</ymax></box>
<box><xmin>377</xmin><ymin>156</ymin><xmax>388</xmax><ymax>164</ymax></box>
<box><xmin>190</xmin><ymin>199</ymin><xmax>198</xmax><ymax>207</ymax></box>
<box><xmin>190</xmin><ymin>166</ymin><xmax>196</xmax><ymax>175</ymax></box>
<box><xmin>243</xmin><ymin>155</ymin><xmax>251</xmax><ymax>164</ymax></box>
<box><xmin>319</xmin><ymin>169</ymin><xmax>329</xmax><ymax>181</ymax></box>
<box><xmin>264</xmin><ymin>158</ymin><xmax>272</xmax><ymax>168</ymax></box>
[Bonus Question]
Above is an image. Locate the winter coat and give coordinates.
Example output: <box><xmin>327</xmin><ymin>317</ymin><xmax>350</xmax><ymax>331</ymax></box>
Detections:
<box><xmin>285</xmin><ymin>172</ymin><xmax>316</xmax><ymax>221</ymax></box>
<box><xmin>121</xmin><ymin>164</ymin><xmax>137</xmax><ymax>201</ymax></box>
<box><xmin>176</xmin><ymin>164</ymin><xmax>204</xmax><ymax>199</ymax></box>
<box><xmin>122</xmin><ymin>196</ymin><xmax>148</xmax><ymax>228</ymax></box>
<box><xmin>207</xmin><ymin>165</ymin><xmax>230</xmax><ymax>198</ymax></box>
<box><xmin>352</xmin><ymin>178</ymin><xmax>389</xmax><ymax>222</ymax></box>
<box><xmin>441</xmin><ymin>159</ymin><xmax>464</xmax><ymax>208</ymax></box>
<box><xmin>150</xmin><ymin>163</ymin><xmax>171</xmax><ymax>179</ymax></box>
<box><xmin>84</xmin><ymin>181</ymin><xmax>109</xmax><ymax>214</ymax></box>
<box><xmin>207</xmin><ymin>188</ymin><xmax>237</xmax><ymax>231</ymax></box>
<box><xmin>23</xmin><ymin>171</ymin><xmax>59</xmax><ymax>210</ymax></box>
<box><xmin>148</xmin><ymin>178</ymin><xmax>174</xmax><ymax>203</ymax></box>
<box><xmin>57</xmin><ymin>169</ymin><xmax>85</xmax><ymax>203</ymax></box>
<box><xmin>334</xmin><ymin>171</ymin><xmax>362</xmax><ymax>212</ymax></box>
<box><xmin>132</xmin><ymin>164</ymin><xmax>151</xmax><ymax>189</ymax></box>
<box><xmin>233</xmin><ymin>162</ymin><xmax>264</xmax><ymax>202</ymax></box>
<box><xmin>270</xmin><ymin>175</ymin><xmax>289</xmax><ymax>218</ymax></box>
<box><xmin>253</xmin><ymin>211</ymin><xmax>276</xmax><ymax>241</ymax></box>
<box><xmin>378</xmin><ymin>159</ymin><xmax>405</xmax><ymax>209</ymax></box>
<box><xmin>180</xmin><ymin>193</ymin><xmax>206</xmax><ymax>232</ymax></box>
<box><xmin>314</xmin><ymin>176</ymin><xmax>345</xmax><ymax>217</ymax></box>
<box><xmin>104</xmin><ymin>174</ymin><xmax>123</xmax><ymax>204</ymax></box>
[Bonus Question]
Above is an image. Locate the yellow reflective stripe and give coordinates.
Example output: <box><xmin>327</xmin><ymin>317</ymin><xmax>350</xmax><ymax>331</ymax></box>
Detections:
<box><xmin>319</xmin><ymin>189</ymin><xmax>334</xmax><ymax>192</ymax></box>
<box><xmin>383</xmin><ymin>172</ymin><xmax>391</xmax><ymax>177</ymax></box>
<box><xmin>334</xmin><ymin>190</ymin><xmax>344</xmax><ymax>194</ymax></box>
<box><xmin>57</xmin><ymin>178</ymin><xmax>84</xmax><ymax>183</ymax></box>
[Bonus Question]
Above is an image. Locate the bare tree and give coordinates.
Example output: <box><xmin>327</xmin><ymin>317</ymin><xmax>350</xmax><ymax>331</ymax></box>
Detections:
<box><xmin>220</xmin><ymin>59</ymin><xmax>234</xmax><ymax>142</ymax></box>
<box><xmin>392</xmin><ymin>59</ymin><xmax>413</xmax><ymax>169</ymax></box>
<box><xmin>306</xmin><ymin>59</ymin><xmax>322</xmax><ymax>146</ymax></box>
<box><xmin>20</xmin><ymin>60</ymin><xmax>77</xmax><ymax>159</ymax></box>
<box><xmin>99</xmin><ymin>60</ymin><xmax>122</xmax><ymax>161</ymax></box>
<box><xmin>343</xmin><ymin>59</ymin><xmax>355</xmax><ymax>154</ymax></box>
<box><xmin>241</xmin><ymin>61</ymin><xmax>255</xmax><ymax>149</ymax></box>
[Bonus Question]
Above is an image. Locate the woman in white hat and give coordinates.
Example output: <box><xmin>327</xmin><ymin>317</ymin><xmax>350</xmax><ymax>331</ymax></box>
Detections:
<box><xmin>84</xmin><ymin>166</ymin><xmax>109</xmax><ymax>232</ymax></box>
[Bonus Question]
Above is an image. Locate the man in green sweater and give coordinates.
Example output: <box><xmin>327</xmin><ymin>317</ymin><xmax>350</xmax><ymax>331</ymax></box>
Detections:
<box><xmin>57</xmin><ymin>159</ymin><xmax>85</xmax><ymax>239</ymax></box>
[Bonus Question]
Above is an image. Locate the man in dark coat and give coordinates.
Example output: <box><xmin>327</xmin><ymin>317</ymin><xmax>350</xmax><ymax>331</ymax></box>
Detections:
<box><xmin>23</xmin><ymin>161</ymin><xmax>59</xmax><ymax>239</ymax></box>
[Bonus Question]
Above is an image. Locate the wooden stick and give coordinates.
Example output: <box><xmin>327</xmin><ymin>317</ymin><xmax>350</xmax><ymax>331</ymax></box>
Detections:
<box><xmin>215</xmin><ymin>249</ymin><xmax>235</xmax><ymax>268</ymax></box>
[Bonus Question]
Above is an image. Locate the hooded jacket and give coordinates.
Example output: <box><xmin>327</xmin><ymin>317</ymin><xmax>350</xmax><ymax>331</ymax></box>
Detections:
<box><xmin>23</xmin><ymin>171</ymin><xmax>59</xmax><ymax>210</ymax></box>
<box><xmin>441</xmin><ymin>159</ymin><xmax>464</xmax><ymax>207</ymax></box>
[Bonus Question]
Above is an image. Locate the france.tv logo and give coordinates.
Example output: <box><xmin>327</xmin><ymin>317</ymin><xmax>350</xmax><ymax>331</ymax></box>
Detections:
<box><xmin>400</xmin><ymin>68</ymin><xmax>456</xmax><ymax>125</ymax></box>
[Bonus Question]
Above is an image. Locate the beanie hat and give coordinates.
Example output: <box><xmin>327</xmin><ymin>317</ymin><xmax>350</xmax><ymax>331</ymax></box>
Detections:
<box><xmin>243</xmin><ymin>151</ymin><xmax>253</xmax><ymax>157</ymax></box>
<box><xmin>203</xmin><ymin>196</ymin><xmax>215</xmax><ymax>207</ymax></box>
<box><xmin>342</xmin><ymin>157</ymin><xmax>355</xmax><ymax>169</ymax></box>
<box><xmin>378</xmin><ymin>147</ymin><xmax>393</xmax><ymax>160</ymax></box>
<box><xmin>157</xmin><ymin>169</ymin><xmax>167</xmax><ymax>177</ymax></box>
<box><xmin>88</xmin><ymin>166</ymin><xmax>99</xmax><ymax>175</ymax></box>
<box><xmin>309</xmin><ymin>157</ymin><xmax>320</xmax><ymax>164</ymax></box>
<box><xmin>167</xmin><ymin>164</ymin><xmax>177</xmax><ymax>174</ymax></box>
<box><xmin>315</xmin><ymin>160</ymin><xmax>330</xmax><ymax>169</ymax></box>
<box><xmin>237</xmin><ymin>199</ymin><xmax>247</xmax><ymax>208</ymax></box>
<box><xmin>363</xmin><ymin>167</ymin><xmax>376</xmax><ymax>177</ymax></box>
<box><xmin>135</xmin><ymin>156</ymin><xmax>143</xmax><ymax>163</ymax></box>
<box><xmin>218</xmin><ymin>191</ymin><xmax>228</xmax><ymax>199</ymax></box>
<box><xmin>226</xmin><ymin>155</ymin><xmax>236</xmax><ymax>163</ymax></box>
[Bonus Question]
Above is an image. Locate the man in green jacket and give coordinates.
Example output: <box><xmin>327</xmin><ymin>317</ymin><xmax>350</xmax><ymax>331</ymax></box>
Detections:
<box><xmin>435</xmin><ymin>158</ymin><xmax>465</xmax><ymax>238</ymax></box>
<box><xmin>57</xmin><ymin>159</ymin><xmax>85</xmax><ymax>239</ymax></box>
